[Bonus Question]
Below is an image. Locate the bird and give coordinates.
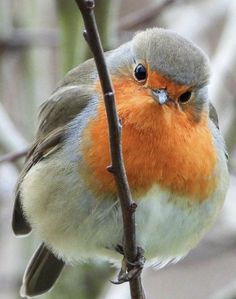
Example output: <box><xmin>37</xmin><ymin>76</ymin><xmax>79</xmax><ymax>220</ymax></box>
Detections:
<box><xmin>12</xmin><ymin>28</ymin><xmax>229</xmax><ymax>297</ymax></box>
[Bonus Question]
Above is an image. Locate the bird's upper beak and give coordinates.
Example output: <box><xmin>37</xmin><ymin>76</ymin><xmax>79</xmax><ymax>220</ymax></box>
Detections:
<box><xmin>151</xmin><ymin>89</ymin><xmax>169</xmax><ymax>105</ymax></box>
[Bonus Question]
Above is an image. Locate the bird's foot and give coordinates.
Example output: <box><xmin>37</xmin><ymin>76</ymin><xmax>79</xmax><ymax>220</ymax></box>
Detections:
<box><xmin>111</xmin><ymin>245</ymin><xmax>145</xmax><ymax>285</ymax></box>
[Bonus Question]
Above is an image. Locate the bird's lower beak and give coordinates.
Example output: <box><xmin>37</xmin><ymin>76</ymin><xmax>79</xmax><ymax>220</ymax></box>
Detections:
<box><xmin>151</xmin><ymin>89</ymin><xmax>169</xmax><ymax>105</ymax></box>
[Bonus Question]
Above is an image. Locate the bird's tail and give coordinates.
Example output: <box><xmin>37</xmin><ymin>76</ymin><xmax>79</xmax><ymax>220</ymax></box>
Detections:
<box><xmin>20</xmin><ymin>243</ymin><xmax>65</xmax><ymax>298</ymax></box>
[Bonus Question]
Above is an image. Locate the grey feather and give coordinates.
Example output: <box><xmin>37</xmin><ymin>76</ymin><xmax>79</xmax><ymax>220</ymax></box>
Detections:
<box><xmin>209</xmin><ymin>102</ymin><xmax>228</xmax><ymax>159</ymax></box>
<box><xmin>132</xmin><ymin>28</ymin><xmax>210</xmax><ymax>87</ymax></box>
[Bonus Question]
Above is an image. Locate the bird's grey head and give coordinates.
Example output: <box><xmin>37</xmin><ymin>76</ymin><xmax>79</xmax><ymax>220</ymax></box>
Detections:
<box><xmin>132</xmin><ymin>28</ymin><xmax>210</xmax><ymax>88</ymax></box>
<box><xmin>107</xmin><ymin>28</ymin><xmax>210</xmax><ymax>121</ymax></box>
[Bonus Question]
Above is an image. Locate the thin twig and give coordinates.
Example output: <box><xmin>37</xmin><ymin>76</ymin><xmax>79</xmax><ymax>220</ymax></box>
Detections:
<box><xmin>0</xmin><ymin>103</ymin><xmax>28</xmax><ymax>152</ymax></box>
<box><xmin>0</xmin><ymin>29</ymin><xmax>59</xmax><ymax>51</ymax></box>
<box><xmin>118</xmin><ymin>0</ymin><xmax>177</xmax><ymax>31</ymax></box>
<box><xmin>74</xmin><ymin>1</ymin><xmax>145</xmax><ymax>298</ymax></box>
<box><xmin>0</xmin><ymin>148</ymin><xmax>28</xmax><ymax>164</ymax></box>
<box><xmin>0</xmin><ymin>103</ymin><xmax>29</xmax><ymax>168</ymax></box>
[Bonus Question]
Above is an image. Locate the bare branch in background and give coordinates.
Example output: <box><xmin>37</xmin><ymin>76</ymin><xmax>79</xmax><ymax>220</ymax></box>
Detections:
<box><xmin>0</xmin><ymin>29</ymin><xmax>59</xmax><ymax>51</ymax></box>
<box><xmin>118</xmin><ymin>0</ymin><xmax>177</xmax><ymax>31</ymax></box>
<box><xmin>0</xmin><ymin>103</ymin><xmax>28</xmax><ymax>153</ymax></box>
<box><xmin>0</xmin><ymin>148</ymin><xmax>28</xmax><ymax>164</ymax></box>
<box><xmin>74</xmin><ymin>0</ymin><xmax>145</xmax><ymax>298</ymax></box>
<box><xmin>0</xmin><ymin>103</ymin><xmax>28</xmax><ymax>169</ymax></box>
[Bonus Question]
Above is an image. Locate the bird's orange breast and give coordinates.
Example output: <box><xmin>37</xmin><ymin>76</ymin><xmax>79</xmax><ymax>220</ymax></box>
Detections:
<box><xmin>80</xmin><ymin>77</ymin><xmax>218</xmax><ymax>201</ymax></box>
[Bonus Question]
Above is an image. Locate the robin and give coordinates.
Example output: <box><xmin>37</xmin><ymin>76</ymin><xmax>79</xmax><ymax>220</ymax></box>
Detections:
<box><xmin>12</xmin><ymin>28</ymin><xmax>229</xmax><ymax>297</ymax></box>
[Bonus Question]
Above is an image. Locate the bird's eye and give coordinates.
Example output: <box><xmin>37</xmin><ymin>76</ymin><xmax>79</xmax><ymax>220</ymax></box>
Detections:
<box><xmin>179</xmin><ymin>91</ymin><xmax>192</xmax><ymax>104</ymax></box>
<box><xmin>134</xmin><ymin>64</ymin><xmax>147</xmax><ymax>82</ymax></box>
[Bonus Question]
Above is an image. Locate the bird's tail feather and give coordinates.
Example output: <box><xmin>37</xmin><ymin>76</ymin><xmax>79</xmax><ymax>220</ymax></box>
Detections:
<box><xmin>20</xmin><ymin>243</ymin><xmax>65</xmax><ymax>298</ymax></box>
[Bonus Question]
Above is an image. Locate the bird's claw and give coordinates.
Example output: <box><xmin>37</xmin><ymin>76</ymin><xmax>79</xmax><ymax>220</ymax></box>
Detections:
<box><xmin>111</xmin><ymin>245</ymin><xmax>145</xmax><ymax>285</ymax></box>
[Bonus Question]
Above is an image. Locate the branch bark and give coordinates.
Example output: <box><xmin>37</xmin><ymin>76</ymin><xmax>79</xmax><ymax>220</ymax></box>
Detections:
<box><xmin>74</xmin><ymin>1</ymin><xmax>145</xmax><ymax>298</ymax></box>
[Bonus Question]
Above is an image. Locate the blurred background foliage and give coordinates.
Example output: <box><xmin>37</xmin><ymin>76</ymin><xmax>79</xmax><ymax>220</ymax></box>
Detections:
<box><xmin>1</xmin><ymin>0</ymin><xmax>236</xmax><ymax>299</ymax></box>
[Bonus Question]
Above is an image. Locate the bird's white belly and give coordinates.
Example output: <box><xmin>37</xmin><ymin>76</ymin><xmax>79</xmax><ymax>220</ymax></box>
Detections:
<box><xmin>20</xmin><ymin>152</ymin><xmax>227</xmax><ymax>266</ymax></box>
<box><xmin>134</xmin><ymin>185</ymin><xmax>224</xmax><ymax>265</ymax></box>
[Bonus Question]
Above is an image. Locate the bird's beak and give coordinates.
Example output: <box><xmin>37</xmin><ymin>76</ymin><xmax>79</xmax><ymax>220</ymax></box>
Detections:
<box><xmin>151</xmin><ymin>89</ymin><xmax>169</xmax><ymax>105</ymax></box>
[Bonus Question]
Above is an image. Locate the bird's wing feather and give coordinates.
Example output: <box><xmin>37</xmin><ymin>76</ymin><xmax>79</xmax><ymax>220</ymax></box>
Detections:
<box><xmin>209</xmin><ymin>102</ymin><xmax>219</xmax><ymax>129</ymax></box>
<box><xmin>209</xmin><ymin>102</ymin><xmax>228</xmax><ymax>159</ymax></box>
<box><xmin>12</xmin><ymin>58</ymin><xmax>97</xmax><ymax>236</ymax></box>
<box><xmin>37</xmin><ymin>58</ymin><xmax>96</xmax><ymax>137</ymax></box>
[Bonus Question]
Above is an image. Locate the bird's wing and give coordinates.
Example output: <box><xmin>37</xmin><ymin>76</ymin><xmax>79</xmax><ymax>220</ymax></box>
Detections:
<box><xmin>12</xmin><ymin>58</ymin><xmax>97</xmax><ymax>236</ymax></box>
<box><xmin>37</xmin><ymin>58</ymin><xmax>97</xmax><ymax>137</ymax></box>
<box><xmin>209</xmin><ymin>102</ymin><xmax>228</xmax><ymax>160</ymax></box>
<box><xmin>12</xmin><ymin>127</ymin><xmax>67</xmax><ymax>235</ymax></box>
<box><xmin>209</xmin><ymin>102</ymin><xmax>219</xmax><ymax>129</ymax></box>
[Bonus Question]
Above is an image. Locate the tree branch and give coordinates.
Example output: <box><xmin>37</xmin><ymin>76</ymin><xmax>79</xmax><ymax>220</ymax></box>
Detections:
<box><xmin>118</xmin><ymin>0</ymin><xmax>177</xmax><ymax>31</ymax></box>
<box><xmin>0</xmin><ymin>29</ymin><xmax>59</xmax><ymax>51</ymax></box>
<box><xmin>74</xmin><ymin>1</ymin><xmax>145</xmax><ymax>298</ymax></box>
<box><xmin>0</xmin><ymin>103</ymin><xmax>28</xmax><ymax>153</ymax></box>
<box><xmin>0</xmin><ymin>103</ymin><xmax>28</xmax><ymax>169</ymax></box>
<box><xmin>0</xmin><ymin>148</ymin><xmax>28</xmax><ymax>164</ymax></box>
